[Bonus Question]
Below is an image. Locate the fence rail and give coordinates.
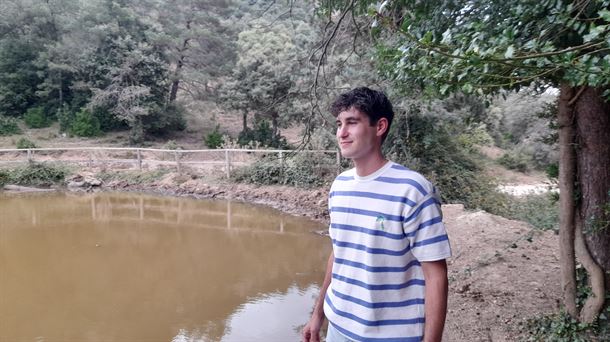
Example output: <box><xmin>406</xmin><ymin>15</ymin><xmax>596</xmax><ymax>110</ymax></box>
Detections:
<box><xmin>0</xmin><ymin>147</ymin><xmax>341</xmax><ymax>178</ymax></box>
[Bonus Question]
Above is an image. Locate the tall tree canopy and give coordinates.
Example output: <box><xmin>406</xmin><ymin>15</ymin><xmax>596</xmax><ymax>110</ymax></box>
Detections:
<box><xmin>318</xmin><ymin>0</ymin><xmax>610</xmax><ymax>323</ymax></box>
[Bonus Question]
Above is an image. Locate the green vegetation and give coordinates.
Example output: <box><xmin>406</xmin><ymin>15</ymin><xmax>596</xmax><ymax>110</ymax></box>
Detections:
<box><xmin>96</xmin><ymin>169</ymin><xmax>169</xmax><ymax>185</ymax></box>
<box><xmin>237</xmin><ymin>120</ymin><xmax>289</xmax><ymax>149</ymax></box>
<box><xmin>505</xmin><ymin>194</ymin><xmax>560</xmax><ymax>232</ymax></box>
<box><xmin>0</xmin><ymin>163</ymin><xmax>69</xmax><ymax>187</ymax></box>
<box><xmin>15</xmin><ymin>137</ymin><xmax>37</xmax><ymax>149</ymax></box>
<box><xmin>497</xmin><ymin>151</ymin><xmax>530</xmax><ymax>173</ymax></box>
<box><xmin>23</xmin><ymin>106</ymin><xmax>49</xmax><ymax>128</ymax></box>
<box><xmin>70</xmin><ymin>109</ymin><xmax>101</xmax><ymax>137</ymax></box>
<box><xmin>233</xmin><ymin>152</ymin><xmax>336</xmax><ymax>188</ymax></box>
<box><xmin>0</xmin><ymin>116</ymin><xmax>21</xmax><ymax>136</ymax></box>
<box><xmin>526</xmin><ymin>266</ymin><xmax>610</xmax><ymax>341</ymax></box>
<box><xmin>204</xmin><ymin>126</ymin><xmax>224</xmax><ymax>149</ymax></box>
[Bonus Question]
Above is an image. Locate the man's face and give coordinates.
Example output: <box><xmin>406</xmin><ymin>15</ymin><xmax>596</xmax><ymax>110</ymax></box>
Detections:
<box><xmin>335</xmin><ymin>107</ymin><xmax>381</xmax><ymax>160</ymax></box>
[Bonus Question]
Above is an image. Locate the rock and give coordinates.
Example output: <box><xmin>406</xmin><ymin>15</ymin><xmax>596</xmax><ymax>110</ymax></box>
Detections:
<box><xmin>68</xmin><ymin>181</ymin><xmax>86</xmax><ymax>188</ymax></box>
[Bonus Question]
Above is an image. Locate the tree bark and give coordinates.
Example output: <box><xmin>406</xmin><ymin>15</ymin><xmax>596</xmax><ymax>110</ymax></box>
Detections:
<box><xmin>169</xmin><ymin>56</ymin><xmax>185</xmax><ymax>103</ymax></box>
<box><xmin>169</xmin><ymin>21</ymin><xmax>192</xmax><ymax>103</ymax></box>
<box><xmin>574</xmin><ymin>86</ymin><xmax>610</xmax><ymax>318</ymax></box>
<box><xmin>558</xmin><ymin>84</ymin><xmax>578</xmax><ymax>318</ymax></box>
<box><xmin>242</xmin><ymin>110</ymin><xmax>248</xmax><ymax>132</ymax></box>
<box><xmin>574</xmin><ymin>87</ymin><xmax>610</xmax><ymax>271</ymax></box>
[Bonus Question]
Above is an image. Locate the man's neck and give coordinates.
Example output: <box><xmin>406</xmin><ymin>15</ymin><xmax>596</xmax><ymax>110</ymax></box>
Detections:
<box><xmin>353</xmin><ymin>153</ymin><xmax>388</xmax><ymax>177</ymax></box>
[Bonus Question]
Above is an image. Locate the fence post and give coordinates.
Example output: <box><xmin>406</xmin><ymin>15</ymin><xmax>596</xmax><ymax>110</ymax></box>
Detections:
<box><xmin>279</xmin><ymin>150</ymin><xmax>284</xmax><ymax>184</ymax></box>
<box><xmin>27</xmin><ymin>149</ymin><xmax>32</xmax><ymax>164</ymax></box>
<box><xmin>174</xmin><ymin>151</ymin><xmax>181</xmax><ymax>174</ymax></box>
<box><xmin>137</xmin><ymin>149</ymin><xmax>142</xmax><ymax>171</ymax></box>
<box><xmin>225</xmin><ymin>149</ymin><xmax>231</xmax><ymax>178</ymax></box>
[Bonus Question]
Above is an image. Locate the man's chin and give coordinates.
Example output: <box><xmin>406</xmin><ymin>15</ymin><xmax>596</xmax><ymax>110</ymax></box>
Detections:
<box><xmin>339</xmin><ymin>149</ymin><xmax>352</xmax><ymax>158</ymax></box>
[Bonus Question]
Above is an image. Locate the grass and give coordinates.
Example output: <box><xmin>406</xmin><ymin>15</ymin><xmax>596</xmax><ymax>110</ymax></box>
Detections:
<box><xmin>96</xmin><ymin>169</ymin><xmax>170</xmax><ymax>185</ymax></box>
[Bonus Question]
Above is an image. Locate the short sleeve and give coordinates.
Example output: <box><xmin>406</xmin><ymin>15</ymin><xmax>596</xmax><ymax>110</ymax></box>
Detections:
<box><xmin>403</xmin><ymin>191</ymin><xmax>452</xmax><ymax>262</ymax></box>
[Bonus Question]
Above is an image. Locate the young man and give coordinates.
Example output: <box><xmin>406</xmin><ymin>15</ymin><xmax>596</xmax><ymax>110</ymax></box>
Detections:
<box><xmin>302</xmin><ymin>87</ymin><xmax>451</xmax><ymax>342</ymax></box>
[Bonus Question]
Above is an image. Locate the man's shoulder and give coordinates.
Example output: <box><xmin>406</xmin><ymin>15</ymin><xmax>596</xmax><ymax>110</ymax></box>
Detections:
<box><xmin>333</xmin><ymin>168</ymin><xmax>356</xmax><ymax>182</ymax></box>
<box><xmin>384</xmin><ymin>161</ymin><xmax>436</xmax><ymax>196</ymax></box>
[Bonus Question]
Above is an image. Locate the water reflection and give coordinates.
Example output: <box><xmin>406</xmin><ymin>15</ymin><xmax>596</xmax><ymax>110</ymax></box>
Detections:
<box><xmin>0</xmin><ymin>192</ymin><xmax>331</xmax><ymax>341</ymax></box>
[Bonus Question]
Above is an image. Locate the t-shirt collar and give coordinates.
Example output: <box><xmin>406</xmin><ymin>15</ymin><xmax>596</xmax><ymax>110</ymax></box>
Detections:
<box><xmin>353</xmin><ymin>160</ymin><xmax>393</xmax><ymax>182</ymax></box>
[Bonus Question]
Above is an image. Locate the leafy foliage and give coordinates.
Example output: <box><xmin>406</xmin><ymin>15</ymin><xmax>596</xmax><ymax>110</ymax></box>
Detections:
<box><xmin>204</xmin><ymin>125</ymin><xmax>224</xmax><ymax>149</ymax></box>
<box><xmin>0</xmin><ymin>38</ymin><xmax>45</xmax><ymax>117</ymax></box>
<box><xmin>233</xmin><ymin>152</ymin><xmax>337</xmax><ymax>188</ymax></box>
<box><xmin>24</xmin><ymin>106</ymin><xmax>50</xmax><ymax>129</ymax></box>
<box><xmin>322</xmin><ymin>0</ymin><xmax>610</xmax><ymax>96</ymax></box>
<box><xmin>0</xmin><ymin>163</ymin><xmax>68</xmax><ymax>187</ymax></box>
<box><xmin>70</xmin><ymin>109</ymin><xmax>102</xmax><ymax>137</ymax></box>
<box><xmin>220</xmin><ymin>1</ymin><xmax>317</xmax><ymax>135</ymax></box>
<box><xmin>505</xmin><ymin>194</ymin><xmax>560</xmax><ymax>232</ymax></box>
<box><xmin>383</xmin><ymin>104</ymin><xmax>505</xmax><ymax>213</ymax></box>
<box><xmin>497</xmin><ymin>151</ymin><xmax>531</xmax><ymax>173</ymax></box>
<box><xmin>16</xmin><ymin>137</ymin><xmax>38</xmax><ymax>149</ymax></box>
<box><xmin>0</xmin><ymin>116</ymin><xmax>22</xmax><ymax>136</ymax></box>
<box><xmin>237</xmin><ymin>120</ymin><xmax>289</xmax><ymax>149</ymax></box>
<box><xmin>526</xmin><ymin>306</ymin><xmax>610</xmax><ymax>341</ymax></box>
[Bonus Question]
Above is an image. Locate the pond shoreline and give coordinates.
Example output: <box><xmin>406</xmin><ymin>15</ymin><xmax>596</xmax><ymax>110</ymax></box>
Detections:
<box><xmin>97</xmin><ymin>175</ymin><xmax>331</xmax><ymax>225</ymax></box>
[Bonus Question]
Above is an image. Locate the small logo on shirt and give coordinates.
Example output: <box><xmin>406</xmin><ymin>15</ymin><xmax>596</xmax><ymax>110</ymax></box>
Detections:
<box><xmin>375</xmin><ymin>215</ymin><xmax>386</xmax><ymax>230</ymax></box>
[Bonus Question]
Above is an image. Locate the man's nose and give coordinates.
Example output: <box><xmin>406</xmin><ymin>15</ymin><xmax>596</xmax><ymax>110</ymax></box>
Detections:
<box><xmin>337</xmin><ymin>125</ymin><xmax>348</xmax><ymax>137</ymax></box>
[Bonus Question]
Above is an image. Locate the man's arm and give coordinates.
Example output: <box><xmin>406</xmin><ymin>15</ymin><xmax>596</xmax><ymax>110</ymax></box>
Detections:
<box><xmin>302</xmin><ymin>252</ymin><xmax>334</xmax><ymax>342</ymax></box>
<box><xmin>421</xmin><ymin>259</ymin><xmax>448</xmax><ymax>342</ymax></box>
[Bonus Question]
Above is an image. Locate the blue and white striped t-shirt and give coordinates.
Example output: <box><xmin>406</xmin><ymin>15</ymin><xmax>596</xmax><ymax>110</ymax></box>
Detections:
<box><xmin>324</xmin><ymin>161</ymin><xmax>451</xmax><ymax>342</ymax></box>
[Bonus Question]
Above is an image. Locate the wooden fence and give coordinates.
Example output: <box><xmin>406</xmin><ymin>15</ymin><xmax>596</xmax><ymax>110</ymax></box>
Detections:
<box><xmin>0</xmin><ymin>147</ymin><xmax>341</xmax><ymax>178</ymax></box>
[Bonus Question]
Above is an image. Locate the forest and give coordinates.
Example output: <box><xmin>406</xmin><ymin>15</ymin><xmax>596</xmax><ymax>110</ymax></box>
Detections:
<box><xmin>1</xmin><ymin>0</ymin><xmax>609</xmax><ymax>340</ymax></box>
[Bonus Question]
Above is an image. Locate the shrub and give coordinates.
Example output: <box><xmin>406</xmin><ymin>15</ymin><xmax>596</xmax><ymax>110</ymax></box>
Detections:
<box><xmin>503</xmin><ymin>194</ymin><xmax>559</xmax><ymax>231</ymax></box>
<box><xmin>498</xmin><ymin>151</ymin><xmax>530</xmax><ymax>172</ymax></box>
<box><xmin>70</xmin><ymin>109</ymin><xmax>101</xmax><ymax>137</ymax></box>
<box><xmin>16</xmin><ymin>137</ymin><xmax>37</xmax><ymax>149</ymax></box>
<box><xmin>204</xmin><ymin>126</ymin><xmax>224</xmax><ymax>149</ymax></box>
<box><xmin>233</xmin><ymin>152</ymin><xmax>337</xmax><ymax>188</ymax></box>
<box><xmin>164</xmin><ymin>140</ymin><xmax>180</xmax><ymax>150</ymax></box>
<box><xmin>24</xmin><ymin>106</ymin><xmax>49</xmax><ymax>128</ymax></box>
<box><xmin>0</xmin><ymin>116</ymin><xmax>22</xmax><ymax>136</ymax></box>
<box><xmin>143</xmin><ymin>103</ymin><xmax>187</xmax><ymax>135</ymax></box>
<box><xmin>0</xmin><ymin>163</ymin><xmax>68</xmax><ymax>187</ymax></box>
<box><xmin>238</xmin><ymin>120</ymin><xmax>289</xmax><ymax>149</ymax></box>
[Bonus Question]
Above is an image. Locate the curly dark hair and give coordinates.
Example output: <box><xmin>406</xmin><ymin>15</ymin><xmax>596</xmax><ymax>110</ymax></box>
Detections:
<box><xmin>330</xmin><ymin>87</ymin><xmax>394</xmax><ymax>142</ymax></box>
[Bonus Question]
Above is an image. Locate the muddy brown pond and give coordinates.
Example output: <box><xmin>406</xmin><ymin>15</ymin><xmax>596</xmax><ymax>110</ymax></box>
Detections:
<box><xmin>0</xmin><ymin>192</ymin><xmax>331</xmax><ymax>342</ymax></box>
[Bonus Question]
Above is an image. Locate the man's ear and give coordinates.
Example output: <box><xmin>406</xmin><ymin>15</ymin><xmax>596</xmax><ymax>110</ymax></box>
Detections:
<box><xmin>376</xmin><ymin>118</ymin><xmax>389</xmax><ymax>137</ymax></box>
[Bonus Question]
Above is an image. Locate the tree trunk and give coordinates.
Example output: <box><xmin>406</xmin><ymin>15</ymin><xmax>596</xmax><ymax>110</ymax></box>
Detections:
<box><xmin>271</xmin><ymin>114</ymin><xmax>279</xmax><ymax>137</ymax></box>
<box><xmin>169</xmin><ymin>57</ymin><xmax>184</xmax><ymax>103</ymax></box>
<box><xmin>558</xmin><ymin>84</ymin><xmax>578</xmax><ymax>318</ymax></box>
<box><xmin>574</xmin><ymin>86</ymin><xmax>610</xmax><ymax>318</ymax></box>
<box><xmin>242</xmin><ymin>110</ymin><xmax>248</xmax><ymax>132</ymax></box>
<box><xmin>169</xmin><ymin>21</ymin><xmax>192</xmax><ymax>103</ymax></box>
<box><xmin>574</xmin><ymin>87</ymin><xmax>610</xmax><ymax>271</ymax></box>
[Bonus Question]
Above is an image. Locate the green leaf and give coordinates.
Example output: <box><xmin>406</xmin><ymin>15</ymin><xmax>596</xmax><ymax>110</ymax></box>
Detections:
<box><xmin>462</xmin><ymin>83</ymin><xmax>473</xmax><ymax>93</ymax></box>
<box><xmin>599</xmin><ymin>9</ymin><xmax>610</xmax><ymax>22</ymax></box>
<box><xmin>583</xmin><ymin>25</ymin><xmax>607</xmax><ymax>43</ymax></box>
<box><xmin>421</xmin><ymin>31</ymin><xmax>433</xmax><ymax>44</ymax></box>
